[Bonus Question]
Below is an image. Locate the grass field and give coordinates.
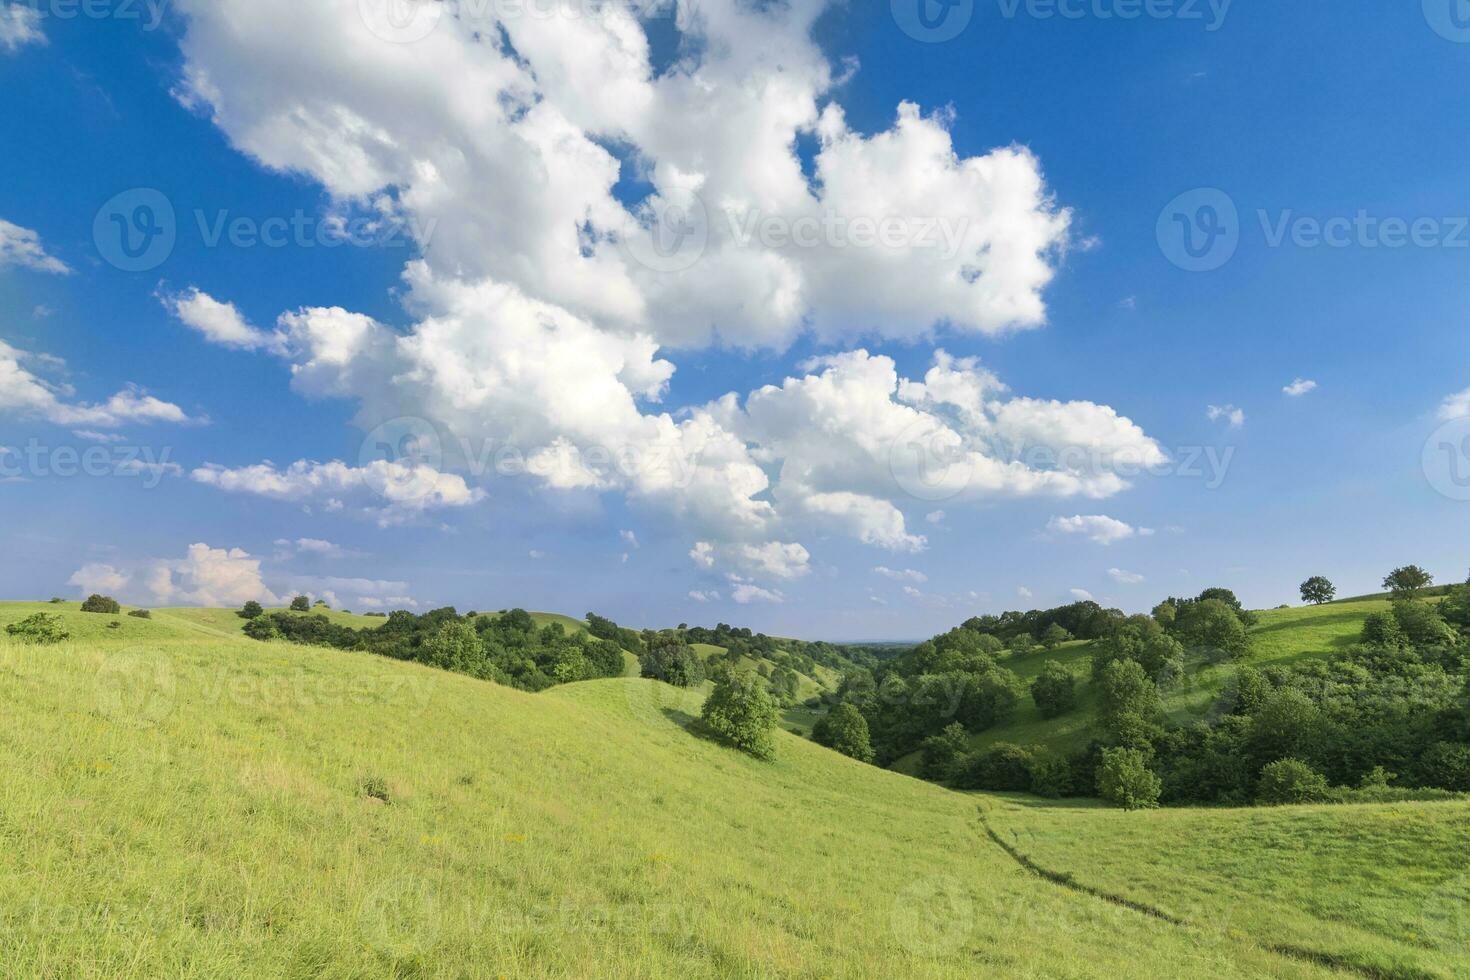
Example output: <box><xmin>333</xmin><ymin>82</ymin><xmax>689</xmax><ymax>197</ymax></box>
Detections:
<box><xmin>0</xmin><ymin>600</ymin><xmax>1436</xmax><ymax>978</ymax></box>
<box><xmin>983</xmin><ymin>795</ymin><xmax>1470</xmax><ymax>978</ymax></box>
<box><xmin>891</xmin><ymin>599</ymin><xmax>1407</xmax><ymax>772</ymax></box>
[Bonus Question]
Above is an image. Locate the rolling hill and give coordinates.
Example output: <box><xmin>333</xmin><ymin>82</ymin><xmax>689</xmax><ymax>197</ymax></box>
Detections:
<box><xmin>6</xmin><ymin>601</ymin><xmax>1464</xmax><ymax>976</ymax></box>
<box><xmin>893</xmin><ymin>598</ymin><xmax>1413</xmax><ymax>771</ymax></box>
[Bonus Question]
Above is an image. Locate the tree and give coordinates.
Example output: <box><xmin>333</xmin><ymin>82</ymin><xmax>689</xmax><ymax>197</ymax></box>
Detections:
<box><xmin>639</xmin><ymin>634</ymin><xmax>706</xmax><ymax>687</ymax></box>
<box><xmin>917</xmin><ymin>722</ymin><xmax>969</xmax><ymax>780</ymax></box>
<box><xmin>1255</xmin><ymin>759</ymin><xmax>1329</xmax><ymax>805</ymax></box>
<box><xmin>701</xmin><ymin>670</ymin><xmax>778</xmax><ymax>760</ymax></box>
<box><xmin>1097</xmin><ymin>747</ymin><xmax>1160</xmax><ymax>810</ymax></box>
<box><xmin>80</xmin><ymin>594</ymin><xmax>120</xmax><ymax>614</ymax></box>
<box><xmin>1040</xmin><ymin>624</ymin><xmax>1073</xmax><ymax>650</ymax></box>
<box><xmin>1391</xmin><ymin>600</ymin><xmax>1457</xmax><ymax>648</ymax></box>
<box><xmin>812</xmin><ymin>703</ymin><xmax>874</xmax><ymax>763</ymax></box>
<box><xmin>238</xmin><ymin>601</ymin><xmax>265</xmax><ymax>620</ymax></box>
<box><xmin>1299</xmin><ymin>576</ymin><xmax>1335</xmax><ymax>605</ymax></box>
<box><xmin>1030</xmin><ymin>662</ymin><xmax>1078</xmax><ymax>719</ymax></box>
<box><xmin>419</xmin><ymin>621</ymin><xmax>486</xmax><ymax>674</ymax></box>
<box><xmin>1007</xmin><ymin>633</ymin><xmax>1037</xmax><ymax>656</ymax></box>
<box><xmin>1027</xmin><ymin>749</ymin><xmax>1073</xmax><ymax>798</ymax></box>
<box><xmin>289</xmin><ymin>596</ymin><xmax>311</xmax><ymax>612</ymax></box>
<box><xmin>1383</xmin><ymin>565</ymin><xmax>1433</xmax><ymax>600</ymax></box>
<box><xmin>1173</xmin><ymin>599</ymin><xmax>1250</xmax><ymax>659</ymax></box>
<box><xmin>1098</xmin><ymin>658</ymin><xmax>1159</xmax><ymax>736</ymax></box>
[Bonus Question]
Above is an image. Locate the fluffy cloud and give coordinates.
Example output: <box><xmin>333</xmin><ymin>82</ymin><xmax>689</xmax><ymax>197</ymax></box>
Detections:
<box><xmin>0</xmin><ymin>219</ymin><xmax>67</xmax><ymax>272</ymax></box>
<box><xmin>191</xmin><ymin>458</ymin><xmax>483</xmax><ymax>525</ymax></box>
<box><xmin>170</xmin><ymin>0</ymin><xmax>1071</xmax><ymax>351</ymax></box>
<box><xmin>1107</xmin><ymin>567</ymin><xmax>1145</xmax><ymax>585</ymax></box>
<box><xmin>1283</xmin><ymin>378</ymin><xmax>1317</xmax><ymax>397</ymax></box>
<box><xmin>68</xmin><ymin>563</ymin><xmax>132</xmax><ymax>596</ymax></box>
<box><xmin>1438</xmin><ymin>388</ymin><xmax>1470</xmax><ymax>421</ymax></box>
<box><xmin>874</xmin><ymin>566</ymin><xmax>927</xmax><ymax>583</ymax></box>
<box><xmin>1047</xmin><ymin>514</ymin><xmax>1148</xmax><ymax>546</ymax></box>
<box><xmin>158</xmin><ymin>0</ymin><xmax>1167</xmax><ymax>584</ymax></box>
<box><xmin>161</xmin><ymin>287</ymin><xmax>287</xmax><ymax>353</ymax></box>
<box><xmin>730</xmin><ymin>581</ymin><xmax>785</xmax><ymax>605</ymax></box>
<box><xmin>1207</xmin><ymin>404</ymin><xmax>1245</xmax><ymax>428</ymax></box>
<box><xmin>0</xmin><ymin>341</ymin><xmax>196</xmax><ymax>428</ymax></box>
<box><xmin>1070</xmin><ymin>588</ymin><xmax>1095</xmax><ymax>602</ymax></box>
<box><xmin>0</xmin><ymin>6</ymin><xmax>45</xmax><ymax>53</ymax></box>
<box><xmin>66</xmin><ymin>543</ymin><xmax>421</xmax><ymax>610</ymax></box>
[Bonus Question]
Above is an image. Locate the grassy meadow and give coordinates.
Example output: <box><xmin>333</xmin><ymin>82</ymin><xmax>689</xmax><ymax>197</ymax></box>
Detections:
<box><xmin>0</xmin><ymin>600</ymin><xmax>1435</xmax><ymax>978</ymax></box>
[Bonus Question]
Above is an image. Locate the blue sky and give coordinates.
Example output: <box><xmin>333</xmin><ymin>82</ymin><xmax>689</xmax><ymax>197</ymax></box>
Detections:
<box><xmin>1</xmin><ymin>0</ymin><xmax>1468</xmax><ymax>639</ymax></box>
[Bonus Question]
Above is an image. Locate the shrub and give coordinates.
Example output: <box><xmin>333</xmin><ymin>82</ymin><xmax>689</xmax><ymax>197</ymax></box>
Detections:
<box><xmin>1419</xmin><ymin>742</ymin><xmax>1470</xmax><ymax>792</ymax></box>
<box><xmin>701</xmin><ymin>671</ymin><xmax>778</xmax><ymax>760</ymax></box>
<box><xmin>1391</xmin><ymin>600</ymin><xmax>1456</xmax><ymax>648</ymax></box>
<box><xmin>48</xmin><ymin>597</ymin><xmax>64</xmax><ymax>604</ymax></box>
<box><xmin>289</xmin><ymin>596</ymin><xmax>311</xmax><ymax>612</ymax></box>
<box><xmin>917</xmin><ymin>722</ymin><xmax>969</xmax><ymax>781</ymax></box>
<box><xmin>1255</xmin><ymin>758</ymin><xmax>1329</xmax><ymax>805</ymax></box>
<box><xmin>812</xmin><ymin>703</ymin><xmax>875</xmax><ymax>764</ymax></box>
<box><xmin>80</xmin><ymin>594</ymin><xmax>120</xmax><ymax>614</ymax></box>
<box><xmin>238</xmin><ymin>601</ymin><xmax>264</xmax><ymax>620</ymax></box>
<box><xmin>358</xmin><ymin>775</ymin><xmax>391</xmax><ymax>803</ymax></box>
<box><xmin>953</xmin><ymin>743</ymin><xmax>1032</xmax><ymax>792</ymax></box>
<box><xmin>1027</xmin><ymin>749</ymin><xmax>1073</xmax><ymax>798</ymax></box>
<box><xmin>639</xmin><ymin>635</ymin><xmax>706</xmax><ymax>688</ymax></box>
<box><xmin>127</xmin><ymin>609</ymin><xmax>151</xmax><ymax>619</ymax></box>
<box><xmin>1030</xmin><ymin>662</ymin><xmax>1077</xmax><ymax>719</ymax></box>
<box><xmin>1360</xmin><ymin>612</ymin><xmax>1407</xmax><ymax>649</ymax></box>
<box><xmin>106</xmin><ymin>621</ymin><xmax>122</xmax><ymax>630</ymax></box>
<box><xmin>1097</xmin><ymin>747</ymin><xmax>1160</xmax><ymax>810</ymax></box>
<box><xmin>5</xmin><ymin>613</ymin><xmax>69</xmax><ymax>645</ymax></box>
<box><xmin>242</xmin><ymin>618</ymin><xmax>283</xmax><ymax>642</ymax></box>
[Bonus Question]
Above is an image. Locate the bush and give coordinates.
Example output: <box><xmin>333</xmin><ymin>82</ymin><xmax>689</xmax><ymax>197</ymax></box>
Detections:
<box><xmin>5</xmin><ymin>613</ymin><xmax>69</xmax><ymax>645</ymax></box>
<box><xmin>358</xmin><ymin>775</ymin><xmax>391</xmax><ymax>803</ymax></box>
<box><xmin>238</xmin><ymin>601</ymin><xmax>264</xmax><ymax>620</ymax></box>
<box><xmin>48</xmin><ymin>597</ymin><xmax>64</xmax><ymax>604</ymax></box>
<box><xmin>1419</xmin><ymin>742</ymin><xmax>1470</xmax><ymax>792</ymax></box>
<box><xmin>1030</xmin><ymin>662</ymin><xmax>1077</xmax><ymax>719</ymax></box>
<box><xmin>1391</xmin><ymin>600</ymin><xmax>1456</xmax><ymax>648</ymax></box>
<box><xmin>812</xmin><ymin>703</ymin><xmax>875</xmax><ymax>763</ymax></box>
<box><xmin>701</xmin><ymin>671</ymin><xmax>778</xmax><ymax>760</ymax></box>
<box><xmin>242</xmin><ymin>618</ymin><xmax>284</xmax><ymax>642</ymax></box>
<box><xmin>80</xmin><ymin>594</ymin><xmax>121</xmax><ymax>614</ymax></box>
<box><xmin>1255</xmin><ymin>758</ymin><xmax>1329</xmax><ymax>805</ymax></box>
<box><xmin>1360</xmin><ymin>612</ymin><xmax>1407</xmax><ymax>649</ymax></box>
<box><xmin>953</xmin><ymin>743</ymin><xmax>1032</xmax><ymax>792</ymax></box>
<box><xmin>639</xmin><ymin>635</ymin><xmax>706</xmax><ymax>687</ymax></box>
<box><xmin>127</xmin><ymin>609</ymin><xmax>151</xmax><ymax>619</ymax></box>
<box><xmin>1097</xmin><ymin>747</ymin><xmax>1160</xmax><ymax>810</ymax></box>
<box><xmin>1028</xmin><ymin>749</ymin><xmax>1073</xmax><ymax>798</ymax></box>
<box><xmin>917</xmin><ymin>722</ymin><xmax>969</xmax><ymax>781</ymax></box>
<box><xmin>420</xmin><ymin>620</ymin><xmax>486</xmax><ymax>673</ymax></box>
<box><xmin>1041</xmin><ymin>624</ymin><xmax>1073</xmax><ymax>650</ymax></box>
<box><xmin>1098</xmin><ymin>658</ymin><xmax>1160</xmax><ymax>736</ymax></box>
<box><xmin>289</xmin><ymin>596</ymin><xmax>311</xmax><ymax>612</ymax></box>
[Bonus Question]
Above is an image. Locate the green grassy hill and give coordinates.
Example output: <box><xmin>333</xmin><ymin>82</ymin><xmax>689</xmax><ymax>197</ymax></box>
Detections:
<box><xmin>8</xmin><ymin>602</ymin><xmax>1459</xmax><ymax>976</ymax></box>
<box><xmin>895</xmin><ymin>598</ymin><xmax>1409</xmax><ymax>772</ymax></box>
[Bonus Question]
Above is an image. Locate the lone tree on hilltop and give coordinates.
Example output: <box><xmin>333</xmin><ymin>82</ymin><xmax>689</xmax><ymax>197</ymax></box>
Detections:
<box><xmin>1299</xmin><ymin>576</ymin><xmax>1335</xmax><ymax>605</ymax></box>
<box><xmin>1383</xmin><ymin>566</ymin><xmax>1433</xmax><ymax>600</ymax></box>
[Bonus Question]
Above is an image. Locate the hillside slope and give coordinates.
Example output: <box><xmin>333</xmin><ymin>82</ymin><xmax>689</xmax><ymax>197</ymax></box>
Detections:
<box><xmin>891</xmin><ymin>599</ymin><xmax>1407</xmax><ymax>768</ymax></box>
<box><xmin>0</xmin><ymin>602</ymin><xmax>1359</xmax><ymax>978</ymax></box>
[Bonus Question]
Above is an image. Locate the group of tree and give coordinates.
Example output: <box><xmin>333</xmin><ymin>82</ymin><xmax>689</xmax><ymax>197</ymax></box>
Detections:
<box><xmin>810</xmin><ymin>573</ymin><xmax>1470</xmax><ymax>809</ymax></box>
<box><xmin>242</xmin><ymin>605</ymin><xmax>628</xmax><ymax>691</ymax></box>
